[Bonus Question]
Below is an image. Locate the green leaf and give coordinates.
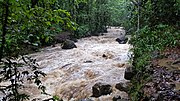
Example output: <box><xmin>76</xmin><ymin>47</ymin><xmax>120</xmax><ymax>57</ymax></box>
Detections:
<box><xmin>45</xmin><ymin>21</ymin><xmax>51</xmax><ymax>26</ymax></box>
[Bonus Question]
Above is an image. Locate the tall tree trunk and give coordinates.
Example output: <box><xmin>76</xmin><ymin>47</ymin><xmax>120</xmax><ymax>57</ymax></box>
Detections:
<box><xmin>0</xmin><ymin>0</ymin><xmax>9</xmax><ymax>61</ymax></box>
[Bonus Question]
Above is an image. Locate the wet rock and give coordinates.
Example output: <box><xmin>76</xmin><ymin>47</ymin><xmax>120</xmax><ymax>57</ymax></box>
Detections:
<box><xmin>92</xmin><ymin>82</ymin><xmax>112</xmax><ymax>97</ymax></box>
<box><xmin>172</xmin><ymin>70</ymin><xmax>180</xmax><ymax>81</ymax></box>
<box><xmin>174</xmin><ymin>82</ymin><xmax>180</xmax><ymax>91</ymax></box>
<box><xmin>173</xmin><ymin>70</ymin><xmax>180</xmax><ymax>75</ymax></box>
<box><xmin>172</xmin><ymin>59</ymin><xmax>180</xmax><ymax>65</ymax></box>
<box><xmin>112</xmin><ymin>95</ymin><xmax>121</xmax><ymax>101</ymax></box>
<box><xmin>152</xmin><ymin>51</ymin><xmax>160</xmax><ymax>59</ymax></box>
<box><xmin>143</xmin><ymin>82</ymin><xmax>156</xmax><ymax>97</ymax></box>
<box><xmin>70</xmin><ymin>38</ymin><xmax>78</xmax><ymax>42</ymax></box>
<box><xmin>102</xmin><ymin>54</ymin><xmax>107</xmax><ymax>58</ymax></box>
<box><xmin>84</xmin><ymin>60</ymin><xmax>93</xmax><ymax>63</ymax></box>
<box><xmin>32</xmin><ymin>98</ymin><xmax>41</xmax><ymax>101</ymax></box>
<box><xmin>115</xmin><ymin>82</ymin><xmax>128</xmax><ymax>92</ymax></box>
<box><xmin>142</xmin><ymin>66</ymin><xmax>180</xmax><ymax>100</ymax></box>
<box><xmin>102</xmin><ymin>27</ymin><xmax>108</xmax><ymax>33</ymax></box>
<box><xmin>124</xmin><ymin>66</ymin><xmax>134</xmax><ymax>80</ymax></box>
<box><xmin>61</xmin><ymin>39</ymin><xmax>77</xmax><ymax>49</ymax></box>
<box><xmin>140</xmin><ymin>47</ymin><xmax>180</xmax><ymax>101</ymax></box>
<box><xmin>91</xmin><ymin>32</ymin><xmax>101</xmax><ymax>36</ymax></box>
<box><xmin>115</xmin><ymin>37</ymin><xmax>128</xmax><ymax>44</ymax></box>
<box><xmin>157</xmin><ymin>82</ymin><xmax>173</xmax><ymax>91</ymax></box>
<box><xmin>156</xmin><ymin>91</ymin><xmax>180</xmax><ymax>101</ymax></box>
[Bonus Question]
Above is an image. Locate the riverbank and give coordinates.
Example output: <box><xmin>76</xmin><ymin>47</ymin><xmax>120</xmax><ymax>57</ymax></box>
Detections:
<box><xmin>128</xmin><ymin>25</ymin><xmax>180</xmax><ymax>101</ymax></box>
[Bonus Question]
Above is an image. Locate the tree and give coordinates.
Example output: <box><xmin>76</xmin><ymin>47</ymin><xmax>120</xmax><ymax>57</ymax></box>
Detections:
<box><xmin>128</xmin><ymin>0</ymin><xmax>180</xmax><ymax>28</ymax></box>
<box><xmin>0</xmin><ymin>0</ymin><xmax>9</xmax><ymax>61</ymax></box>
<box><xmin>0</xmin><ymin>0</ymin><xmax>76</xmax><ymax>58</ymax></box>
<box><xmin>0</xmin><ymin>0</ymin><xmax>76</xmax><ymax>100</ymax></box>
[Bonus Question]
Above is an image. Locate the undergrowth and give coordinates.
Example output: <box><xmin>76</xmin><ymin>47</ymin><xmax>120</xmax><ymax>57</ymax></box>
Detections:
<box><xmin>128</xmin><ymin>24</ymin><xmax>180</xmax><ymax>101</ymax></box>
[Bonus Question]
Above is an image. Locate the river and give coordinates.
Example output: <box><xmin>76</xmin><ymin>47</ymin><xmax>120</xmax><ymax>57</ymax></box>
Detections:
<box><xmin>1</xmin><ymin>27</ymin><xmax>133</xmax><ymax>101</ymax></box>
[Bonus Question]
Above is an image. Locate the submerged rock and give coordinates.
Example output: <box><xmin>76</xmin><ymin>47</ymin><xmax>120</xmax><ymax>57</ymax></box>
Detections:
<box><xmin>61</xmin><ymin>39</ymin><xmax>77</xmax><ymax>49</ymax></box>
<box><xmin>92</xmin><ymin>82</ymin><xmax>112</xmax><ymax>97</ymax></box>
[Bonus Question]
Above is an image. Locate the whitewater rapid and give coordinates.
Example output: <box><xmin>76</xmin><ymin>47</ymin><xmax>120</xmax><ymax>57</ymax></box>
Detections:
<box><xmin>21</xmin><ymin>27</ymin><xmax>133</xmax><ymax>100</ymax></box>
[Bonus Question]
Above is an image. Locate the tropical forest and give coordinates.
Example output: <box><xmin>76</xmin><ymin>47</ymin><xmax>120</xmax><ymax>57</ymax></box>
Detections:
<box><xmin>0</xmin><ymin>0</ymin><xmax>179</xmax><ymax>101</ymax></box>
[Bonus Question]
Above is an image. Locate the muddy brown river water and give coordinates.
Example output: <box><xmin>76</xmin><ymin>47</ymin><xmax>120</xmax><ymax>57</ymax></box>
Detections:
<box><xmin>0</xmin><ymin>27</ymin><xmax>133</xmax><ymax>101</ymax></box>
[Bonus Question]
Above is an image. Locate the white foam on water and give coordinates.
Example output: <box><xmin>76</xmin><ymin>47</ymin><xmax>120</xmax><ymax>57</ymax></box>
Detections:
<box><xmin>0</xmin><ymin>28</ymin><xmax>133</xmax><ymax>101</ymax></box>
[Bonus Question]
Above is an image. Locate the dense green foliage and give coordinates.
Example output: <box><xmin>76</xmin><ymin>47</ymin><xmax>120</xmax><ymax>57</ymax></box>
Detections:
<box><xmin>128</xmin><ymin>0</ymin><xmax>180</xmax><ymax>100</ymax></box>
<box><xmin>108</xmin><ymin>0</ymin><xmax>132</xmax><ymax>29</ymax></box>
<box><xmin>0</xmin><ymin>0</ymin><xmax>76</xmax><ymax>59</ymax></box>
<box><xmin>129</xmin><ymin>24</ymin><xmax>179</xmax><ymax>100</ymax></box>
<box><xmin>0</xmin><ymin>0</ymin><xmax>121</xmax><ymax>100</ymax></box>
<box><xmin>0</xmin><ymin>56</ymin><xmax>46</xmax><ymax>101</ymax></box>
<box><xmin>0</xmin><ymin>0</ymin><xmax>74</xmax><ymax>100</ymax></box>
<box><xmin>58</xmin><ymin>0</ymin><xmax>111</xmax><ymax>37</ymax></box>
<box><xmin>0</xmin><ymin>0</ymin><xmax>179</xmax><ymax>100</ymax></box>
<box><xmin>128</xmin><ymin>0</ymin><xmax>180</xmax><ymax>30</ymax></box>
<box><xmin>0</xmin><ymin>0</ymin><xmax>116</xmax><ymax>58</ymax></box>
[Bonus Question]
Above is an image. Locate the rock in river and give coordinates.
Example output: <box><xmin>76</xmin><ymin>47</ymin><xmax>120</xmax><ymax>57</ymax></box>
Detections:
<box><xmin>115</xmin><ymin>82</ymin><xmax>129</xmax><ymax>92</ymax></box>
<box><xmin>116</xmin><ymin>37</ymin><xmax>128</xmax><ymax>44</ymax></box>
<box><xmin>92</xmin><ymin>82</ymin><xmax>112</xmax><ymax>97</ymax></box>
<box><xmin>61</xmin><ymin>39</ymin><xmax>77</xmax><ymax>49</ymax></box>
<box><xmin>124</xmin><ymin>66</ymin><xmax>134</xmax><ymax>80</ymax></box>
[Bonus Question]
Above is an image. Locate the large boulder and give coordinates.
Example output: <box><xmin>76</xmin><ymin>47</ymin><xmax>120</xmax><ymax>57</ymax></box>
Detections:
<box><xmin>92</xmin><ymin>82</ymin><xmax>112</xmax><ymax>97</ymax></box>
<box><xmin>61</xmin><ymin>39</ymin><xmax>77</xmax><ymax>49</ymax></box>
<box><xmin>115</xmin><ymin>37</ymin><xmax>128</xmax><ymax>44</ymax></box>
